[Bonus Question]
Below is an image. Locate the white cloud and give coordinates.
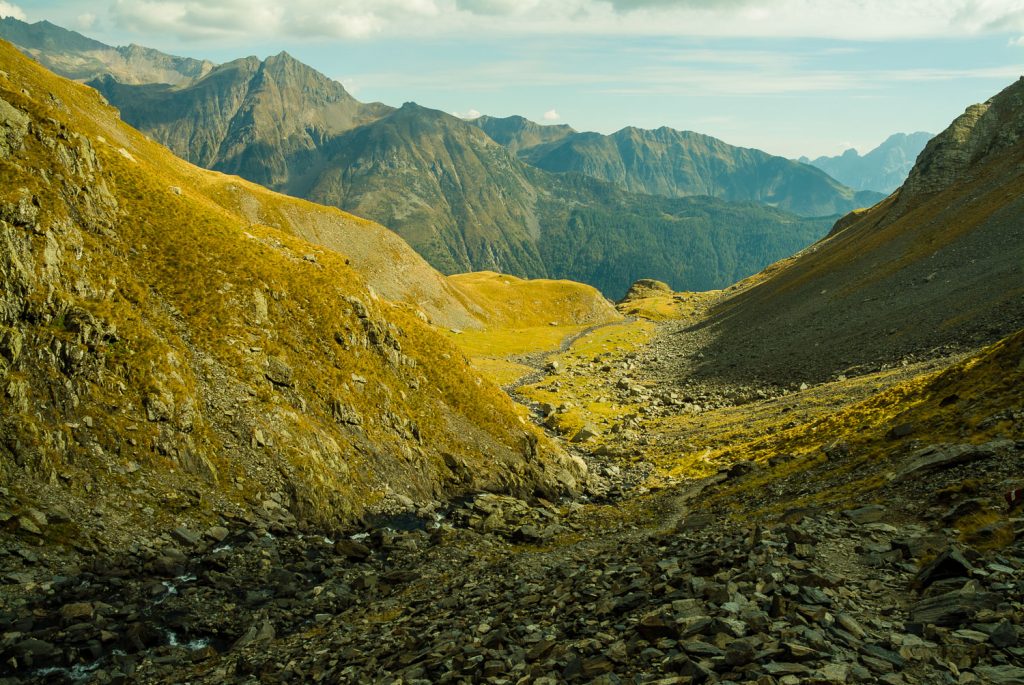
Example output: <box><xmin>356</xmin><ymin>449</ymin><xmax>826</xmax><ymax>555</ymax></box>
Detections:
<box><xmin>543</xmin><ymin>108</ymin><xmax>560</xmax><ymax>121</ymax></box>
<box><xmin>96</xmin><ymin>0</ymin><xmax>1024</xmax><ymax>42</ymax></box>
<box><xmin>76</xmin><ymin>12</ymin><xmax>98</xmax><ymax>29</ymax></box>
<box><xmin>0</xmin><ymin>1</ymin><xmax>26</xmax><ymax>20</ymax></box>
<box><xmin>1011</xmin><ymin>35</ymin><xmax>1024</xmax><ymax>46</ymax></box>
<box><xmin>455</xmin><ymin>108</ymin><xmax>483</xmax><ymax>119</ymax></box>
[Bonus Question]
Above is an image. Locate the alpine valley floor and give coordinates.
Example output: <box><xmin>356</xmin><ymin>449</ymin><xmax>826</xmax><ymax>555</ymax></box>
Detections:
<box><xmin>3</xmin><ymin>286</ymin><xmax>1023</xmax><ymax>685</ymax></box>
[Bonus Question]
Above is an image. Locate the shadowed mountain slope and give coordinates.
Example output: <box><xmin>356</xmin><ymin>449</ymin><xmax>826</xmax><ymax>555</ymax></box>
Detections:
<box><xmin>691</xmin><ymin>78</ymin><xmax>1024</xmax><ymax>385</ymax></box>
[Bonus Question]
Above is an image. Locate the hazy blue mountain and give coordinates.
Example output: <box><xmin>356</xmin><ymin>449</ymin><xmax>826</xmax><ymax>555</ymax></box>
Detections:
<box><xmin>800</xmin><ymin>132</ymin><xmax>933</xmax><ymax>194</ymax></box>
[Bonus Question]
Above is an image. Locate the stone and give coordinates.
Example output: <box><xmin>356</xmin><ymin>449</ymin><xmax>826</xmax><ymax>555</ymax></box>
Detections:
<box><xmin>914</xmin><ymin>547</ymin><xmax>974</xmax><ymax>589</ymax></box>
<box><xmin>571</xmin><ymin>424</ymin><xmax>599</xmax><ymax>443</ymax></box>
<box><xmin>60</xmin><ymin>602</ymin><xmax>94</xmax><ymax>623</ymax></box>
<box><xmin>897</xmin><ymin>441</ymin><xmax>1012</xmax><ymax>478</ymax></box>
<box><xmin>723</xmin><ymin>638</ymin><xmax>756</xmax><ymax>667</ymax></box>
<box><xmin>990</xmin><ymin>620</ymin><xmax>1018</xmax><ymax>648</ymax></box>
<box><xmin>909</xmin><ymin>583</ymin><xmax>1000</xmax><ymax>627</ymax></box>
<box><xmin>842</xmin><ymin>504</ymin><xmax>886</xmax><ymax>524</ymax></box>
<box><xmin>171</xmin><ymin>526</ymin><xmax>201</xmax><ymax>547</ymax></box>
<box><xmin>974</xmin><ymin>666</ymin><xmax>1024</xmax><ymax>684</ymax></box>
<box><xmin>204</xmin><ymin>526</ymin><xmax>229</xmax><ymax>542</ymax></box>
<box><xmin>335</xmin><ymin>539</ymin><xmax>372</xmax><ymax>561</ymax></box>
<box><xmin>265</xmin><ymin>356</ymin><xmax>294</xmax><ymax>387</ymax></box>
<box><xmin>887</xmin><ymin>423</ymin><xmax>915</xmax><ymax>439</ymax></box>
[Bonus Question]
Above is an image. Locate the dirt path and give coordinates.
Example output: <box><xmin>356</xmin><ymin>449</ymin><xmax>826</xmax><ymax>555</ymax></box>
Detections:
<box><xmin>504</xmin><ymin>317</ymin><xmax>634</xmax><ymax>396</ymax></box>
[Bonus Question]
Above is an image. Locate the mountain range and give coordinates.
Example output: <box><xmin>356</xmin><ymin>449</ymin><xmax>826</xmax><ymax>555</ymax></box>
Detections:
<box><xmin>0</xmin><ymin>18</ymin><xmax>881</xmax><ymax>298</ymax></box>
<box><xmin>800</xmin><ymin>131</ymin><xmax>934</xmax><ymax>194</ymax></box>
<box><xmin>473</xmin><ymin>115</ymin><xmax>884</xmax><ymax>216</ymax></box>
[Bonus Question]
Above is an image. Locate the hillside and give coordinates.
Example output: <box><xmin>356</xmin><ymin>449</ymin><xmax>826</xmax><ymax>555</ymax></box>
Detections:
<box><xmin>802</xmin><ymin>132</ymin><xmax>933</xmax><ymax>193</ymax></box>
<box><xmin>684</xmin><ymin>78</ymin><xmax>1024</xmax><ymax>385</ymax></box>
<box><xmin>0</xmin><ymin>39</ymin><xmax>587</xmax><ymax>552</ymax></box>
<box><xmin>0</xmin><ymin>17</ymin><xmax>213</xmax><ymax>86</ymax></box>
<box><xmin>504</xmin><ymin>123</ymin><xmax>885</xmax><ymax>217</ymax></box>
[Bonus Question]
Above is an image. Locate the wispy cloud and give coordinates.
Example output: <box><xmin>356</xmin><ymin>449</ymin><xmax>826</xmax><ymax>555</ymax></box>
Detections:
<box><xmin>543</xmin><ymin>108</ymin><xmax>560</xmax><ymax>120</ymax></box>
<box><xmin>100</xmin><ymin>0</ymin><xmax>1024</xmax><ymax>42</ymax></box>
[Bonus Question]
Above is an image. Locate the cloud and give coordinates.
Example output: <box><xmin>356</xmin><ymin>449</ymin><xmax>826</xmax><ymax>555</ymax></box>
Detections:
<box><xmin>543</xmin><ymin>108</ymin><xmax>560</xmax><ymax>120</ymax></box>
<box><xmin>455</xmin><ymin>0</ymin><xmax>540</xmax><ymax>15</ymax></box>
<box><xmin>76</xmin><ymin>13</ymin><xmax>98</xmax><ymax>30</ymax></box>
<box><xmin>1012</xmin><ymin>35</ymin><xmax>1024</xmax><ymax>46</ymax></box>
<box><xmin>0</xmin><ymin>1</ymin><xmax>26</xmax><ymax>20</ymax></box>
<box><xmin>96</xmin><ymin>0</ymin><xmax>1024</xmax><ymax>42</ymax></box>
<box><xmin>454</xmin><ymin>108</ymin><xmax>482</xmax><ymax>119</ymax></box>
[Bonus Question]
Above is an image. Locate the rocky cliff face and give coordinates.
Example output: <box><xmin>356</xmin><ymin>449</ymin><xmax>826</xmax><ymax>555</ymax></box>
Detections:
<box><xmin>0</xmin><ymin>42</ymin><xmax>585</xmax><ymax>552</ymax></box>
<box><xmin>897</xmin><ymin>78</ymin><xmax>1024</xmax><ymax>208</ymax></box>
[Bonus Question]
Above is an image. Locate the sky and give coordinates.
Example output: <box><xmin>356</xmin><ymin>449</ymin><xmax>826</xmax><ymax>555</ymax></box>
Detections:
<box><xmin>5</xmin><ymin>0</ymin><xmax>1024</xmax><ymax>158</ymax></box>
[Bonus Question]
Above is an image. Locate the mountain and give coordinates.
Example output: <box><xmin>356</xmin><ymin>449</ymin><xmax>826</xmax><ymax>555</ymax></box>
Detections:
<box><xmin>801</xmin><ymin>132</ymin><xmax>933</xmax><ymax>193</ymax></box>
<box><xmin>0</xmin><ymin>17</ymin><xmax>214</xmax><ymax>85</ymax></box>
<box><xmin>485</xmin><ymin>122</ymin><xmax>885</xmax><ymax>217</ymax></box>
<box><xmin>0</xmin><ymin>39</ymin><xmax>587</xmax><ymax>539</ymax></box>
<box><xmin>92</xmin><ymin>67</ymin><xmax>834</xmax><ymax>297</ymax></box>
<box><xmin>470</xmin><ymin>114</ymin><xmax>576</xmax><ymax>153</ymax></box>
<box><xmin>690</xmin><ymin>79</ymin><xmax>1024</xmax><ymax>385</ymax></box>
<box><xmin>90</xmin><ymin>51</ymin><xmax>393</xmax><ymax>189</ymax></box>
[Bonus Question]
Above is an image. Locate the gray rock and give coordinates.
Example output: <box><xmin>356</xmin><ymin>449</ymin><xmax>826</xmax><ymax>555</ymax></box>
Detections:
<box><xmin>909</xmin><ymin>582</ymin><xmax>1000</xmax><ymax>626</ymax></box>
<box><xmin>265</xmin><ymin>356</ymin><xmax>294</xmax><ymax>387</ymax></box>
<box><xmin>974</xmin><ymin>666</ymin><xmax>1024</xmax><ymax>684</ymax></box>
<box><xmin>842</xmin><ymin>504</ymin><xmax>886</xmax><ymax>524</ymax></box>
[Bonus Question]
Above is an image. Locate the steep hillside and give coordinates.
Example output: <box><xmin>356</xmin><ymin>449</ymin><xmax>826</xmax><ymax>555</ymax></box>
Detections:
<box><xmin>688</xmin><ymin>78</ymin><xmax>1024</xmax><ymax>385</ymax></box>
<box><xmin>0</xmin><ymin>17</ymin><xmax>213</xmax><ymax>86</ymax></box>
<box><xmin>513</xmin><ymin>125</ymin><xmax>885</xmax><ymax>217</ymax></box>
<box><xmin>0</xmin><ymin>40</ymin><xmax>586</xmax><ymax>548</ymax></box>
<box><xmin>803</xmin><ymin>132</ymin><xmax>933</xmax><ymax>193</ymax></box>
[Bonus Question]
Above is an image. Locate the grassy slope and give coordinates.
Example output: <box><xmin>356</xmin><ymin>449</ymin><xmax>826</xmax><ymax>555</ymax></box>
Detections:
<box><xmin>0</xmin><ymin>41</ymin><xmax>582</xmax><ymax>545</ymax></box>
<box><xmin>444</xmin><ymin>271</ymin><xmax>622</xmax><ymax>387</ymax></box>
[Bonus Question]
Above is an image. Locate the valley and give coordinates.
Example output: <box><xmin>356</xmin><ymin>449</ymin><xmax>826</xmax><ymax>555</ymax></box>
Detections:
<box><xmin>0</xmin><ymin>18</ymin><xmax>1023</xmax><ymax>685</ymax></box>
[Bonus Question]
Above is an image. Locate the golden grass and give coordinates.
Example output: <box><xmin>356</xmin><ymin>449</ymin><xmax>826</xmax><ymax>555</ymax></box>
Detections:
<box><xmin>448</xmin><ymin>271</ymin><xmax>621</xmax><ymax>329</ymax></box>
<box><xmin>445</xmin><ymin>324</ymin><xmax>592</xmax><ymax>358</ymax></box>
<box><xmin>0</xmin><ymin>40</ymin><xmax>571</xmax><ymax>527</ymax></box>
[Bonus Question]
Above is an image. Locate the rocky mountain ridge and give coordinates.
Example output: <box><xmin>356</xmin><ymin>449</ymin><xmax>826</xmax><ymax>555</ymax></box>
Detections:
<box><xmin>478</xmin><ymin>119</ymin><xmax>886</xmax><ymax>217</ymax></box>
<box><xmin>0</xmin><ymin>18</ymin><xmax>213</xmax><ymax>86</ymax></box>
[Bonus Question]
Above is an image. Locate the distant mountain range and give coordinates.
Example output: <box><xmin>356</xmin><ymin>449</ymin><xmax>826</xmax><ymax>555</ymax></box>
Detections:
<box><xmin>0</xmin><ymin>17</ymin><xmax>213</xmax><ymax>85</ymax></box>
<box><xmin>0</xmin><ymin>18</ymin><xmax>884</xmax><ymax>297</ymax></box>
<box><xmin>474</xmin><ymin>116</ymin><xmax>884</xmax><ymax>217</ymax></box>
<box><xmin>800</xmin><ymin>132</ymin><xmax>933</xmax><ymax>194</ymax></box>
